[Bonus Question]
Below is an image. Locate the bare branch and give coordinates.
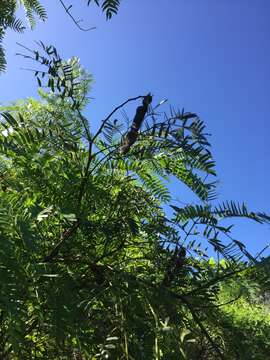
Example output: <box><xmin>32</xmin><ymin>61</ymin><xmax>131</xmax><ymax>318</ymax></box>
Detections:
<box><xmin>59</xmin><ymin>0</ymin><xmax>96</xmax><ymax>32</ymax></box>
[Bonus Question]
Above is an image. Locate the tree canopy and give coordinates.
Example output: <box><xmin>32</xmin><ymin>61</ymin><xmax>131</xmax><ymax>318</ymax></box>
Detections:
<box><xmin>0</xmin><ymin>1</ymin><xmax>270</xmax><ymax>359</ymax></box>
<box><xmin>0</xmin><ymin>42</ymin><xmax>269</xmax><ymax>359</ymax></box>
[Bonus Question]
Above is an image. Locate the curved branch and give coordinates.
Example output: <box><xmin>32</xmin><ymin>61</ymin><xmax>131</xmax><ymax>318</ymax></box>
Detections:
<box><xmin>77</xmin><ymin>95</ymin><xmax>144</xmax><ymax>208</ymax></box>
<box><xmin>59</xmin><ymin>0</ymin><xmax>96</xmax><ymax>31</ymax></box>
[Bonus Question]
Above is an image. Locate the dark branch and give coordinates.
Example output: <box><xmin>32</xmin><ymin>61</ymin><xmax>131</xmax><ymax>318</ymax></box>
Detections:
<box><xmin>119</xmin><ymin>94</ymin><xmax>152</xmax><ymax>154</ymax></box>
<box><xmin>59</xmin><ymin>0</ymin><xmax>96</xmax><ymax>31</ymax></box>
<box><xmin>43</xmin><ymin>221</ymin><xmax>80</xmax><ymax>262</ymax></box>
<box><xmin>77</xmin><ymin>95</ymin><xmax>145</xmax><ymax>207</ymax></box>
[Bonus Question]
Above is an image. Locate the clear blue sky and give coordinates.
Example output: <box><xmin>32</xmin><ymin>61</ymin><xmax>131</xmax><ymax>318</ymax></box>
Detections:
<box><xmin>1</xmin><ymin>0</ymin><xmax>269</xmax><ymax>256</ymax></box>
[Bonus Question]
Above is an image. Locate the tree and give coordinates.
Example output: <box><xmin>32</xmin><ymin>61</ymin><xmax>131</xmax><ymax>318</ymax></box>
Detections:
<box><xmin>0</xmin><ymin>0</ymin><xmax>121</xmax><ymax>72</ymax></box>
<box><xmin>0</xmin><ymin>43</ymin><xmax>269</xmax><ymax>359</ymax></box>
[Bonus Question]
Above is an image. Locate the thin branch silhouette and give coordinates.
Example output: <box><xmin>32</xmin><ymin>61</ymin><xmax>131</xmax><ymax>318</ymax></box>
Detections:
<box><xmin>59</xmin><ymin>0</ymin><xmax>96</xmax><ymax>31</ymax></box>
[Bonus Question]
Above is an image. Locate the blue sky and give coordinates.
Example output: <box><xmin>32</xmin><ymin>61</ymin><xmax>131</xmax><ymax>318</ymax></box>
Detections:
<box><xmin>1</xmin><ymin>0</ymin><xmax>269</xmax><ymax>256</ymax></box>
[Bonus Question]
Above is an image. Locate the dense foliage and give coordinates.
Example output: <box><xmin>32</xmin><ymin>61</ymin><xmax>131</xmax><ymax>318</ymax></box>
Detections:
<box><xmin>0</xmin><ymin>43</ymin><xmax>269</xmax><ymax>359</ymax></box>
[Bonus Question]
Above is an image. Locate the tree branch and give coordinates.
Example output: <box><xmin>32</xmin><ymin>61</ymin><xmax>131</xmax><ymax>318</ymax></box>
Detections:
<box><xmin>77</xmin><ymin>96</ymin><xmax>144</xmax><ymax>208</ymax></box>
<box><xmin>59</xmin><ymin>0</ymin><xmax>96</xmax><ymax>31</ymax></box>
<box><xmin>91</xmin><ymin>95</ymin><xmax>144</xmax><ymax>145</ymax></box>
<box><xmin>43</xmin><ymin>221</ymin><xmax>80</xmax><ymax>262</ymax></box>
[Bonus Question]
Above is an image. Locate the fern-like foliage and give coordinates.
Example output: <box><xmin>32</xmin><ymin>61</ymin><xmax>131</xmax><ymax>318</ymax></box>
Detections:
<box><xmin>0</xmin><ymin>44</ymin><xmax>269</xmax><ymax>359</ymax></box>
<box><xmin>20</xmin><ymin>0</ymin><xmax>47</xmax><ymax>28</ymax></box>
<box><xmin>0</xmin><ymin>1</ymin><xmax>20</xmax><ymax>30</ymax></box>
<box><xmin>171</xmin><ymin>202</ymin><xmax>270</xmax><ymax>225</ymax></box>
<box><xmin>17</xmin><ymin>41</ymin><xmax>93</xmax><ymax>110</ymax></box>
<box><xmin>93</xmin><ymin>100</ymin><xmax>217</xmax><ymax>203</ymax></box>
<box><xmin>87</xmin><ymin>0</ymin><xmax>121</xmax><ymax>19</ymax></box>
<box><xmin>0</xmin><ymin>1</ymin><xmax>22</xmax><ymax>71</ymax></box>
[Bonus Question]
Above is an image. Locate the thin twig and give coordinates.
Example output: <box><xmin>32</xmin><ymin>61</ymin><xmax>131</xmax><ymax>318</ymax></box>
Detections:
<box><xmin>91</xmin><ymin>95</ymin><xmax>144</xmax><ymax>145</ymax></box>
<box><xmin>59</xmin><ymin>0</ymin><xmax>96</xmax><ymax>31</ymax></box>
<box><xmin>184</xmin><ymin>266</ymin><xmax>247</xmax><ymax>297</ymax></box>
<box><xmin>199</xmin><ymin>293</ymin><xmax>242</xmax><ymax>308</ymax></box>
<box><xmin>77</xmin><ymin>96</ymin><xmax>144</xmax><ymax>207</ymax></box>
<box><xmin>43</xmin><ymin>221</ymin><xmax>80</xmax><ymax>262</ymax></box>
<box><xmin>255</xmin><ymin>243</ymin><xmax>270</xmax><ymax>260</ymax></box>
<box><xmin>89</xmin><ymin>148</ymin><xmax>117</xmax><ymax>175</ymax></box>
